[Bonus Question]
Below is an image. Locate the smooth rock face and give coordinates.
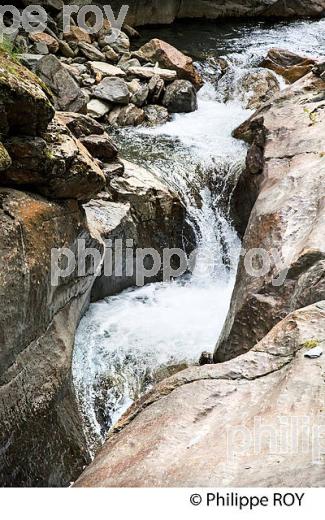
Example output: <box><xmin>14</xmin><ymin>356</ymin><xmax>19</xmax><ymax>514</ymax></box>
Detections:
<box><xmin>215</xmin><ymin>73</ymin><xmax>325</xmax><ymax>362</ymax></box>
<box><xmin>75</xmin><ymin>302</ymin><xmax>325</xmax><ymax>487</ymax></box>
<box><xmin>92</xmin><ymin>77</ymin><xmax>130</xmax><ymax>104</ymax></box>
<box><xmin>2</xmin><ymin>116</ymin><xmax>106</xmax><ymax>201</ymax></box>
<box><xmin>105</xmin><ymin>0</ymin><xmax>325</xmax><ymax>25</ymax></box>
<box><xmin>36</xmin><ymin>55</ymin><xmax>87</xmax><ymax>113</ymax></box>
<box><xmin>87</xmin><ymin>98</ymin><xmax>111</xmax><ymax>119</ymax></box>
<box><xmin>137</xmin><ymin>38</ymin><xmax>203</xmax><ymax>88</ymax></box>
<box><xmin>260</xmin><ymin>48</ymin><xmax>317</xmax><ymax>83</ymax></box>
<box><xmin>0</xmin><ymin>188</ymin><xmax>104</xmax><ymax>486</ymax></box>
<box><xmin>0</xmin><ymin>50</ymin><xmax>54</xmax><ymax>136</ymax></box>
<box><xmin>163</xmin><ymin>80</ymin><xmax>198</xmax><ymax>113</ymax></box>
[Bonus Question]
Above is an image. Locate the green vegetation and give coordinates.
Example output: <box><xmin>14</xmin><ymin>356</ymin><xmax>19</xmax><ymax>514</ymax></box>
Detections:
<box><xmin>0</xmin><ymin>37</ymin><xmax>21</xmax><ymax>62</ymax></box>
<box><xmin>303</xmin><ymin>339</ymin><xmax>320</xmax><ymax>349</ymax></box>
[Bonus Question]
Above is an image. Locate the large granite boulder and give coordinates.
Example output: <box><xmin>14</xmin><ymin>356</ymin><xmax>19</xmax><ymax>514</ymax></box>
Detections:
<box><xmin>36</xmin><ymin>55</ymin><xmax>88</xmax><ymax>113</ymax></box>
<box><xmin>136</xmin><ymin>39</ymin><xmax>203</xmax><ymax>89</ymax></box>
<box><xmin>215</xmin><ymin>73</ymin><xmax>325</xmax><ymax>362</ymax></box>
<box><xmin>0</xmin><ymin>49</ymin><xmax>54</xmax><ymax>137</ymax></box>
<box><xmin>1</xmin><ymin>115</ymin><xmax>106</xmax><ymax>201</ymax></box>
<box><xmin>260</xmin><ymin>48</ymin><xmax>317</xmax><ymax>83</ymax></box>
<box><xmin>0</xmin><ymin>188</ymin><xmax>104</xmax><ymax>486</ymax></box>
<box><xmin>92</xmin><ymin>77</ymin><xmax>130</xmax><ymax>105</ymax></box>
<box><xmin>75</xmin><ymin>302</ymin><xmax>325</xmax><ymax>487</ymax></box>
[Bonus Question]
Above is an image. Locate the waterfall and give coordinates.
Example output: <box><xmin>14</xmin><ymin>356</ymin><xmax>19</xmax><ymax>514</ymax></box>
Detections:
<box><xmin>72</xmin><ymin>17</ymin><xmax>325</xmax><ymax>454</ymax></box>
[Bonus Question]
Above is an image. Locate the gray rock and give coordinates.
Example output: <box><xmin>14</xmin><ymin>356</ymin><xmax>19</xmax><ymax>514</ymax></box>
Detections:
<box><xmin>0</xmin><ymin>186</ymin><xmax>103</xmax><ymax>486</ymax></box>
<box><xmin>107</xmin><ymin>104</ymin><xmax>145</xmax><ymax>127</ymax></box>
<box><xmin>304</xmin><ymin>346</ymin><xmax>323</xmax><ymax>358</ymax></box>
<box><xmin>88</xmin><ymin>61</ymin><xmax>126</xmax><ymax>78</ymax></box>
<box><xmin>119</xmin><ymin>58</ymin><xmax>141</xmax><ymax>71</ymax></box>
<box><xmin>103</xmin><ymin>46</ymin><xmax>119</xmax><ymax>62</ymax></box>
<box><xmin>78</xmin><ymin>42</ymin><xmax>106</xmax><ymax>62</ymax></box>
<box><xmin>79</xmin><ymin>133</ymin><xmax>118</xmax><ymax>161</ymax></box>
<box><xmin>58</xmin><ymin>112</ymin><xmax>105</xmax><ymax>138</ymax></box>
<box><xmin>163</xmin><ymin>79</ymin><xmax>198</xmax><ymax>113</ymax></box>
<box><xmin>86</xmin><ymin>159</ymin><xmax>187</xmax><ymax>300</ymax></box>
<box><xmin>144</xmin><ymin>105</ymin><xmax>169</xmax><ymax>126</ymax></box>
<box><xmin>33</xmin><ymin>42</ymin><xmax>49</xmax><ymax>55</ymax></box>
<box><xmin>36</xmin><ymin>55</ymin><xmax>87</xmax><ymax>113</ymax></box>
<box><xmin>87</xmin><ymin>98</ymin><xmax>111</xmax><ymax>119</ymax></box>
<box><xmin>20</xmin><ymin>53</ymin><xmax>44</xmax><ymax>71</ymax></box>
<box><xmin>239</xmin><ymin>69</ymin><xmax>280</xmax><ymax>110</ymax></box>
<box><xmin>92</xmin><ymin>77</ymin><xmax>130</xmax><ymax>105</ymax></box>
<box><xmin>110</xmin><ymin>30</ymin><xmax>130</xmax><ymax>54</ymax></box>
<box><xmin>148</xmin><ymin>75</ymin><xmax>165</xmax><ymax>104</ymax></box>
<box><xmin>130</xmin><ymin>82</ymin><xmax>149</xmax><ymax>107</ymax></box>
<box><xmin>59</xmin><ymin>40</ymin><xmax>75</xmax><ymax>58</ymax></box>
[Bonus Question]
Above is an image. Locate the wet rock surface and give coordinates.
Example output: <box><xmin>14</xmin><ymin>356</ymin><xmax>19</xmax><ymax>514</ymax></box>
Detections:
<box><xmin>87</xmin><ymin>159</ymin><xmax>189</xmax><ymax>300</ymax></box>
<box><xmin>260</xmin><ymin>48</ymin><xmax>317</xmax><ymax>83</ymax></box>
<box><xmin>163</xmin><ymin>80</ymin><xmax>198</xmax><ymax>113</ymax></box>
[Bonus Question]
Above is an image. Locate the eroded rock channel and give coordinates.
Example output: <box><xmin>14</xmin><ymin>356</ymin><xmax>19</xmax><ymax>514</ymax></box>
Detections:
<box><xmin>0</xmin><ymin>6</ymin><xmax>325</xmax><ymax>487</ymax></box>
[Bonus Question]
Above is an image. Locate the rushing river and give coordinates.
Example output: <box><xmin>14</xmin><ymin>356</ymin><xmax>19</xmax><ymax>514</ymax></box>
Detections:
<box><xmin>73</xmin><ymin>18</ymin><xmax>325</xmax><ymax>452</ymax></box>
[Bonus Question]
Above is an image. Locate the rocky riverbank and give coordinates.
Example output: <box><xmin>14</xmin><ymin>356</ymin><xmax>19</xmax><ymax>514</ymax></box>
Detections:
<box><xmin>1</xmin><ymin>4</ymin><xmax>325</xmax><ymax>489</ymax></box>
<box><xmin>3</xmin><ymin>3</ymin><xmax>203</xmax><ymax>127</ymax></box>
<box><xmin>75</xmin><ymin>60</ymin><xmax>325</xmax><ymax>488</ymax></box>
<box><xmin>0</xmin><ymin>42</ymin><xmax>190</xmax><ymax>485</ymax></box>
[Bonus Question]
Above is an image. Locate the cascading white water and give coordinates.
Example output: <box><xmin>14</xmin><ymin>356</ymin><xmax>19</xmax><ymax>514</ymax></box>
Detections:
<box><xmin>73</xmin><ymin>84</ymin><xmax>248</xmax><ymax>450</ymax></box>
<box><xmin>72</xmin><ymin>18</ymin><xmax>325</xmax><ymax>453</ymax></box>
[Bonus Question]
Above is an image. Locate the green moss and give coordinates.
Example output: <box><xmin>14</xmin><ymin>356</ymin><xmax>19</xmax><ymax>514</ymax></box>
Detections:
<box><xmin>303</xmin><ymin>339</ymin><xmax>320</xmax><ymax>349</ymax></box>
<box><xmin>0</xmin><ymin>37</ymin><xmax>21</xmax><ymax>63</ymax></box>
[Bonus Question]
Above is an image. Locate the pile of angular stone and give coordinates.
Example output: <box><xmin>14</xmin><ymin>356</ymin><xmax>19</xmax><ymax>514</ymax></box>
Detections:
<box><xmin>7</xmin><ymin>4</ymin><xmax>203</xmax><ymax>127</ymax></box>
